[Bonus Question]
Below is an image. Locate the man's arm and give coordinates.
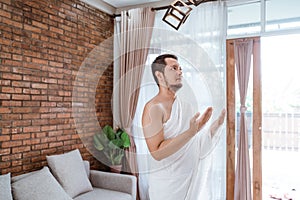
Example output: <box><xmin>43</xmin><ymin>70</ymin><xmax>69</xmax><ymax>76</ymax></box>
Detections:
<box><xmin>142</xmin><ymin>103</ymin><xmax>212</xmax><ymax>161</ymax></box>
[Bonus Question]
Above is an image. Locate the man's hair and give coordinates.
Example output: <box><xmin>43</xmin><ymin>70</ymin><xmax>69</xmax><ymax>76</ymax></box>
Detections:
<box><xmin>151</xmin><ymin>54</ymin><xmax>178</xmax><ymax>85</ymax></box>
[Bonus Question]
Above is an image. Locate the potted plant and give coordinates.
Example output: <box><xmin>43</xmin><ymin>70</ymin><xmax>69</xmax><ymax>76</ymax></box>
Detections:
<box><xmin>93</xmin><ymin>125</ymin><xmax>131</xmax><ymax>173</ymax></box>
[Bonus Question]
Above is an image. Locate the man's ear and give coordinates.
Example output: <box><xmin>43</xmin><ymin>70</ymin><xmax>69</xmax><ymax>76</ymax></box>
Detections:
<box><xmin>155</xmin><ymin>71</ymin><xmax>164</xmax><ymax>82</ymax></box>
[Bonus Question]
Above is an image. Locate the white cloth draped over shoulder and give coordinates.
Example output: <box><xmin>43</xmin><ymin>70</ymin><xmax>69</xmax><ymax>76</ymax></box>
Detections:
<box><xmin>148</xmin><ymin>97</ymin><xmax>222</xmax><ymax>200</ymax></box>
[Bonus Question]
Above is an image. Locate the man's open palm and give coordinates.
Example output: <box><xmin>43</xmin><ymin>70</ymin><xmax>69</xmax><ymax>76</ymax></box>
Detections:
<box><xmin>196</xmin><ymin>107</ymin><xmax>213</xmax><ymax>131</ymax></box>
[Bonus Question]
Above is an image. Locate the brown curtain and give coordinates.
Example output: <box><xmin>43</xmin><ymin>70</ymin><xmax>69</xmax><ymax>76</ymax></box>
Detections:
<box><xmin>118</xmin><ymin>8</ymin><xmax>155</xmax><ymax>175</ymax></box>
<box><xmin>234</xmin><ymin>39</ymin><xmax>253</xmax><ymax>200</ymax></box>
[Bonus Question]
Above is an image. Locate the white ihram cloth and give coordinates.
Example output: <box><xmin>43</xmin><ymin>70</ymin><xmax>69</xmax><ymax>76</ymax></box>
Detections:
<box><xmin>148</xmin><ymin>97</ymin><xmax>220</xmax><ymax>200</ymax></box>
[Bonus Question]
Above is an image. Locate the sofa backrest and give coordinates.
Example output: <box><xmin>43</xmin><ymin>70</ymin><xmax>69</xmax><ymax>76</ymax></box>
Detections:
<box><xmin>12</xmin><ymin>160</ymin><xmax>90</xmax><ymax>182</ymax></box>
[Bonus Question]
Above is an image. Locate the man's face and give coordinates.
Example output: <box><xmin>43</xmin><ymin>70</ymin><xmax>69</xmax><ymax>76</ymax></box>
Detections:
<box><xmin>163</xmin><ymin>57</ymin><xmax>183</xmax><ymax>91</ymax></box>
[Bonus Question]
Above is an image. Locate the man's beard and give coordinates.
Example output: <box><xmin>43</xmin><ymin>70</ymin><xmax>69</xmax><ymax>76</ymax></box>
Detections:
<box><xmin>163</xmin><ymin>74</ymin><xmax>183</xmax><ymax>92</ymax></box>
<box><xmin>168</xmin><ymin>83</ymin><xmax>183</xmax><ymax>92</ymax></box>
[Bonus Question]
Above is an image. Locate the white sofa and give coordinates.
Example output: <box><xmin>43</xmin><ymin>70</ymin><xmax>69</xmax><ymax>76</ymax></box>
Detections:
<box><xmin>0</xmin><ymin>149</ymin><xmax>137</xmax><ymax>200</ymax></box>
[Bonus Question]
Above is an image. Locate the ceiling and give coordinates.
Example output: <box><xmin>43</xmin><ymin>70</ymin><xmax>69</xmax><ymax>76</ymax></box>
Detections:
<box><xmin>82</xmin><ymin>0</ymin><xmax>174</xmax><ymax>15</ymax></box>
<box><xmin>83</xmin><ymin>0</ymin><xmax>233</xmax><ymax>15</ymax></box>
<box><xmin>101</xmin><ymin>0</ymin><xmax>163</xmax><ymax>8</ymax></box>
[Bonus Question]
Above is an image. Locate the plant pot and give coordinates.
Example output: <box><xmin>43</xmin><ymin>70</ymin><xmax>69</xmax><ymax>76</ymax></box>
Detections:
<box><xmin>110</xmin><ymin>165</ymin><xmax>122</xmax><ymax>173</ymax></box>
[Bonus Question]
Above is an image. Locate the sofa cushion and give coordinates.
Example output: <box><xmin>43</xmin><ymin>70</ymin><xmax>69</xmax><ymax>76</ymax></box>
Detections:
<box><xmin>83</xmin><ymin>160</ymin><xmax>90</xmax><ymax>178</ymax></box>
<box><xmin>11</xmin><ymin>167</ymin><xmax>72</xmax><ymax>200</ymax></box>
<box><xmin>0</xmin><ymin>173</ymin><xmax>13</xmax><ymax>200</ymax></box>
<box><xmin>12</xmin><ymin>171</ymin><xmax>37</xmax><ymax>182</ymax></box>
<box><xmin>46</xmin><ymin>149</ymin><xmax>93</xmax><ymax>198</ymax></box>
<box><xmin>74</xmin><ymin>187</ymin><xmax>132</xmax><ymax>200</ymax></box>
<box><xmin>12</xmin><ymin>161</ymin><xmax>89</xmax><ymax>182</ymax></box>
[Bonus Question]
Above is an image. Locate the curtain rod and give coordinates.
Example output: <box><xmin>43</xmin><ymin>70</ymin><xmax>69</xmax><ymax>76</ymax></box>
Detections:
<box><xmin>113</xmin><ymin>0</ymin><xmax>217</xmax><ymax>18</ymax></box>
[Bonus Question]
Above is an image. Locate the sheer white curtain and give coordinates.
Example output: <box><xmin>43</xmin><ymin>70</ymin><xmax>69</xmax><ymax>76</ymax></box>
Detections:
<box><xmin>132</xmin><ymin>1</ymin><xmax>227</xmax><ymax>200</ymax></box>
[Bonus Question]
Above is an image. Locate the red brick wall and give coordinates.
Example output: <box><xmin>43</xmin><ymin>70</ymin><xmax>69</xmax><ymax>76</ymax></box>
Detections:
<box><xmin>0</xmin><ymin>0</ymin><xmax>114</xmax><ymax>175</ymax></box>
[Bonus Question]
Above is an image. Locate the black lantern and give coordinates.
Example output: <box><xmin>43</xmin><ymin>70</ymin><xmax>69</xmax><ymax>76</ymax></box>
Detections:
<box><xmin>162</xmin><ymin>0</ymin><xmax>193</xmax><ymax>30</ymax></box>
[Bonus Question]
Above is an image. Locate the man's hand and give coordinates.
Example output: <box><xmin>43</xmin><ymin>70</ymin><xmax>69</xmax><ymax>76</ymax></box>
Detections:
<box><xmin>189</xmin><ymin>107</ymin><xmax>213</xmax><ymax>136</ymax></box>
<box><xmin>210</xmin><ymin>109</ymin><xmax>226</xmax><ymax>137</ymax></box>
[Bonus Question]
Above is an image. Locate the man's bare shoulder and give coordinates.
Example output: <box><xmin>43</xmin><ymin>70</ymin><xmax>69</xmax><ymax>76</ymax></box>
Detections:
<box><xmin>142</xmin><ymin>97</ymin><xmax>165</xmax><ymax>137</ymax></box>
<box><xmin>144</xmin><ymin>96</ymin><xmax>164</xmax><ymax>111</ymax></box>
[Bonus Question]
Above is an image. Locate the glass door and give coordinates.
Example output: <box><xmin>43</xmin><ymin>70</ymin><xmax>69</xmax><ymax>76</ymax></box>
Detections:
<box><xmin>226</xmin><ymin>37</ymin><xmax>262</xmax><ymax>200</ymax></box>
<box><xmin>261</xmin><ymin>34</ymin><xmax>300</xmax><ymax>199</ymax></box>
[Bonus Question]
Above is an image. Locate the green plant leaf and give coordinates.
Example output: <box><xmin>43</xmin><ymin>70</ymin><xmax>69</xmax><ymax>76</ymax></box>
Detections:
<box><xmin>113</xmin><ymin>153</ymin><xmax>124</xmax><ymax>165</ymax></box>
<box><xmin>111</xmin><ymin>138</ymin><xmax>123</xmax><ymax>148</ymax></box>
<box><xmin>103</xmin><ymin>151</ymin><xmax>111</xmax><ymax>164</ymax></box>
<box><xmin>94</xmin><ymin>125</ymin><xmax>131</xmax><ymax>166</ymax></box>
<box><xmin>121</xmin><ymin>132</ymin><xmax>131</xmax><ymax>148</ymax></box>
<box><xmin>103</xmin><ymin>125</ymin><xmax>115</xmax><ymax>140</ymax></box>
<box><xmin>94</xmin><ymin>131</ymin><xmax>109</xmax><ymax>147</ymax></box>
<box><xmin>108</xmin><ymin>141</ymin><xmax>118</xmax><ymax>149</ymax></box>
<box><xmin>116</xmin><ymin>130</ymin><xmax>122</xmax><ymax>138</ymax></box>
<box><xmin>102</xmin><ymin>125</ymin><xmax>111</xmax><ymax>134</ymax></box>
<box><xmin>101</xmin><ymin>132</ymin><xmax>109</xmax><ymax>142</ymax></box>
<box><xmin>93</xmin><ymin>134</ymin><xmax>104</xmax><ymax>151</ymax></box>
<box><xmin>107</xmin><ymin>131</ymin><xmax>115</xmax><ymax>141</ymax></box>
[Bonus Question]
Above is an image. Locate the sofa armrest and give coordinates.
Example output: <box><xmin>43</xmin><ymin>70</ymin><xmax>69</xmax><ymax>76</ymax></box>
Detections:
<box><xmin>90</xmin><ymin>170</ymin><xmax>136</xmax><ymax>198</ymax></box>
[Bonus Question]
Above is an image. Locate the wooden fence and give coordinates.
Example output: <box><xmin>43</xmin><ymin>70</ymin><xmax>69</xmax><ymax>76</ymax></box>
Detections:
<box><xmin>236</xmin><ymin>112</ymin><xmax>300</xmax><ymax>151</ymax></box>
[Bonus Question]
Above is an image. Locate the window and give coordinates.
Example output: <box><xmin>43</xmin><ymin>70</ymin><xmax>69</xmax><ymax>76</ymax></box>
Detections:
<box><xmin>227</xmin><ymin>0</ymin><xmax>300</xmax><ymax>38</ymax></box>
<box><xmin>227</xmin><ymin>1</ymin><xmax>261</xmax><ymax>36</ymax></box>
<box><xmin>266</xmin><ymin>0</ymin><xmax>300</xmax><ymax>32</ymax></box>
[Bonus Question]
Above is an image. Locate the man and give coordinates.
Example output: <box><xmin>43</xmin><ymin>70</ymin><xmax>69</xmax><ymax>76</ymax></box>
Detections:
<box><xmin>142</xmin><ymin>54</ymin><xmax>225</xmax><ymax>200</ymax></box>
